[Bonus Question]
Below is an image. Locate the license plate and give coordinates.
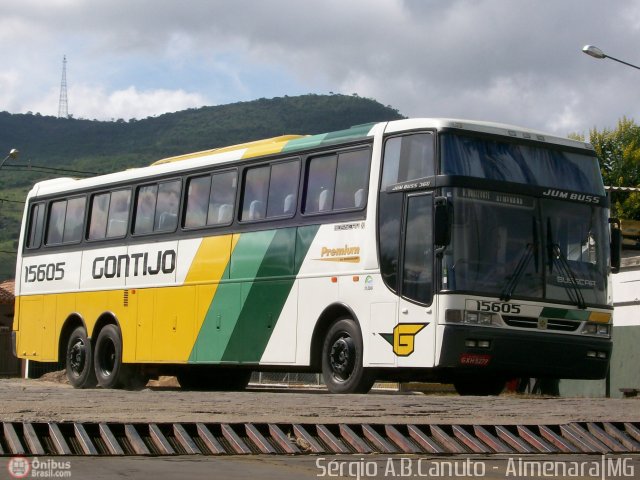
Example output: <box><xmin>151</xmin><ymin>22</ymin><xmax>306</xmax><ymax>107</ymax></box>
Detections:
<box><xmin>459</xmin><ymin>353</ymin><xmax>491</xmax><ymax>366</ymax></box>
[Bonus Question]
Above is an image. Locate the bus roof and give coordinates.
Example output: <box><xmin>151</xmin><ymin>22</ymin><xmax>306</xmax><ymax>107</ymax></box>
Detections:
<box><xmin>385</xmin><ymin>118</ymin><xmax>594</xmax><ymax>151</ymax></box>
<box><xmin>28</xmin><ymin>118</ymin><xmax>593</xmax><ymax>198</ymax></box>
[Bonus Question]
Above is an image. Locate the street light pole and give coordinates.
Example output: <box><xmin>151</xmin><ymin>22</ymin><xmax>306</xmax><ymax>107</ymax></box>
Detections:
<box><xmin>0</xmin><ymin>149</ymin><xmax>19</xmax><ymax>170</ymax></box>
<box><xmin>582</xmin><ymin>45</ymin><xmax>640</xmax><ymax>71</ymax></box>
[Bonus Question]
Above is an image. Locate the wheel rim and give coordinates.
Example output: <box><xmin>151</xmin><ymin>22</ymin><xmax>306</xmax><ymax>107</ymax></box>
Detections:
<box><xmin>98</xmin><ymin>338</ymin><xmax>117</xmax><ymax>378</ymax></box>
<box><xmin>329</xmin><ymin>334</ymin><xmax>355</xmax><ymax>382</ymax></box>
<box><xmin>68</xmin><ymin>338</ymin><xmax>87</xmax><ymax>377</ymax></box>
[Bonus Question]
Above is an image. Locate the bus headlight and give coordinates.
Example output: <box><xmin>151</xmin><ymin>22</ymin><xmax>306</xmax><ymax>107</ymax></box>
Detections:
<box><xmin>445</xmin><ymin>309</ymin><xmax>463</xmax><ymax>323</ymax></box>
<box><xmin>464</xmin><ymin>311</ymin><xmax>479</xmax><ymax>324</ymax></box>
<box><xmin>445</xmin><ymin>309</ymin><xmax>500</xmax><ymax>326</ymax></box>
<box><xmin>581</xmin><ymin>322</ymin><xmax>610</xmax><ymax>336</ymax></box>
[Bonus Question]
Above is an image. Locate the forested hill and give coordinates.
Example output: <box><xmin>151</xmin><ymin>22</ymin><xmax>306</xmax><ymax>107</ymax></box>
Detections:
<box><xmin>0</xmin><ymin>94</ymin><xmax>403</xmax><ymax>179</ymax></box>
<box><xmin>0</xmin><ymin>94</ymin><xmax>404</xmax><ymax>280</ymax></box>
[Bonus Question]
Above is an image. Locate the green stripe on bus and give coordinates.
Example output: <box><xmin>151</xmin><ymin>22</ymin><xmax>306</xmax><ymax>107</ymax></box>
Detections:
<box><xmin>540</xmin><ymin>307</ymin><xmax>590</xmax><ymax>321</ymax></box>
<box><xmin>189</xmin><ymin>225</ymin><xmax>319</xmax><ymax>363</ymax></box>
<box><xmin>281</xmin><ymin>124</ymin><xmax>374</xmax><ymax>154</ymax></box>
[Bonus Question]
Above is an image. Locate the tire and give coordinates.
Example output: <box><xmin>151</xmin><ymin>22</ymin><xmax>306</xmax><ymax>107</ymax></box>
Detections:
<box><xmin>321</xmin><ymin>318</ymin><xmax>375</xmax><ymax>394</ymax></box>
<box><xmin>65</xmin><ymin>326</ymin><xmax>97</xmax><ymax>389</ymax></box>
<box><xmin>453</xmin><ymin>376</ymin><xmax>506</xmax><ymax>396</ymax></box>
<box><xmin>93</xmin><ymin>324</ymin><xmax>130</xmax><ymax>389</ymax></box>
<box><xmin>177</xmin><ymin>367</ymin><xmax>251</xmax><ymax>391</ymax></box>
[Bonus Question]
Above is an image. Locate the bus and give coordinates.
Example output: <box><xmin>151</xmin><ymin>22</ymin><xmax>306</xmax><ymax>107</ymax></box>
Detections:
<box><xmin>12</xmin><ymin>118</ymin><xmax>620</xmax><ymax>395</ymax></box>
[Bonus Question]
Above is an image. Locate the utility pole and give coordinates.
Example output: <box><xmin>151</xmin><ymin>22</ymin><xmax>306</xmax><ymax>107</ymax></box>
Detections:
<box><xmin>58</xmin><ymin>55</ymin><xmax>69</xmax><ymax>119</ymax></box>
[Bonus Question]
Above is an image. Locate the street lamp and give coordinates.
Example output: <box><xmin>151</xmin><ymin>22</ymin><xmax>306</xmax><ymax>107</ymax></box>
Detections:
<box><xmin>0</xmin><ymin>148</ymin><xmax>19</xmax><ymax>170</ymax></box>
<box><xmin>582</xmin><ymin>45</ymin><xmax>640</xmax><ymax>71</ymax></box>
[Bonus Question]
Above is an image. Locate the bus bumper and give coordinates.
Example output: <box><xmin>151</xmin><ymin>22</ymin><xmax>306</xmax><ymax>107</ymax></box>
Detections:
<box><xmin>438</xmin><ymin>325</ymin><xmax>611</xmax><ymax>380</ymax></box>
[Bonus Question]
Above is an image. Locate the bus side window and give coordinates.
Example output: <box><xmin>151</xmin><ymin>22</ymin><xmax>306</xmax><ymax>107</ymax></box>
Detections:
<box><xmin>185</xmin><ymin>170</ymin><xmax>238</xmax><ymax>228</ymax></box>
<box><xmin>304</xmin><ymin>154</ymin><xmax>337</xmax><ymax>214</ymax></box>
<box><xmin>241</xmin><ymin>165</ymin><xmax>270</xmax><ymax>221</ymax></box>
<box><xmin>304</xmin><ymin>148</ymin><xmax>370</xmax><ymax>214</ymax></box>
<box><xmin>208</xmin><ymin>170</ymin><xmax>237</xmax><ymax>225</ymax></box>
<box><xmin>106</xmin><ymin>189</ymin><xmax>131</xmax><ymax>238</ymax></box>
<box><xmin>267</xmin><ymin>160</ymin><xmax>299</xmax><ymax>218</ymax></box>
<box><xmin>334</xmin><ymin>149</ymin><xmax>370</xmax><ymax>210</ymax></box>
<box><xmin>46</xmin><ymin>200</ymin><xmax>67</xmax><ymax>245</ymax></box>
<box><xmin>62</xmin><ymin>197</ymin><xmax>86</xmax><ymax>243</ymax></box>
<box><xmin>46</xmin><ymin>197</ymin><xmax>86</xmax><ymax>245</ymax></box>
<box><xmin>134</xmin><ymin>185</ymin><xmax>158</xmax><ymax>235</ymax></box>
<box><xmin>154</xmin><ymin>180</ymin><xmax>181</xmax><ymax>232</ymax></box>
<box><xmin>89</xmin><ymin>189</ymin><xmax>131</xmax><ymax>240</ymax></box>
<box><xmin>381</xmin><ymin>133</ymin><xmax>435</xmax><ymax>190</ymax></box>
<box><xmin>185</xmin><ymin>175</ymin><xmax>212</xmax><ymax>228</ymax></box>
<box><xmin>26</xmin><ymin>202</ymin><xmax>45</xmax><ymax>249</ymax></box>
<box><xmin>88</xmin><ymin>193</ymin><xmax>110</xmax><ymax>240</ymax></box>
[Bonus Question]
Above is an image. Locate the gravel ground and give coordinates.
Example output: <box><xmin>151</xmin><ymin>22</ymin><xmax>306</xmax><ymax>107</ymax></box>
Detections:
<box><xmin>0</xmin><ymin>377</ymin><xmax>638</xmax><ymax>425</ymax></box>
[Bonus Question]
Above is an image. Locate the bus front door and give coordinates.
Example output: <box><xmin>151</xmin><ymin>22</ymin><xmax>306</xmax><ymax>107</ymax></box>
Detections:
<box><xmin>396</xmin><ymin>192</ymin><xmax>437</xmax><ymax>368</ymax></box>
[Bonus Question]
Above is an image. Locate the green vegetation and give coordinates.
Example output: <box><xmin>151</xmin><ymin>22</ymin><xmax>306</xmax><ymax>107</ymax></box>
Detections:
<box><xmin>572</xmin><ymin>117</ymin><xmax>640</xmax><ymax>221</ymax></box>
<box><xmin>0</xmin><ymin>94</ymin><xmax>403</xmax><ymax>280</ymax></box>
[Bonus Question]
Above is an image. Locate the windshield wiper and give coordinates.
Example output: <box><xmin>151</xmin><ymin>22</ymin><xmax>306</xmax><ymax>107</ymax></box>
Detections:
<box><xmin>546</xmin><ymin>218</ymin><xmax>586</xmax><ymax>309</ymax></box>
<box><xmin>500</xmin><ymin>243</ymin><xmax>534</xmax><ymax>301</ymax></box>
<box><xmin>500</xmin><ymin>217</ymin><xmax>538</xmax><ymax>302</ymax></box>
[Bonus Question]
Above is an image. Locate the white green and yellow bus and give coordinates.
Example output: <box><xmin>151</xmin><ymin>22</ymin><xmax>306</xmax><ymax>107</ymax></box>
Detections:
<box><xmin>13</xmin><ymin>118</ymin><xmax>620</xmax><ymax>395</ymax></box>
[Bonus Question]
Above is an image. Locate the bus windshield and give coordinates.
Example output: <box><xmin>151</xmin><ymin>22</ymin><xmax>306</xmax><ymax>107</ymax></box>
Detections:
<box><xmin>440</xmin><ymin>133</ymin><xmax>605</xmax><ymax>195</ymax></box>
<box><xmin>442</xmin><ymin>189</ymin><xmax>609</xmax><ymax>307</ymax></box>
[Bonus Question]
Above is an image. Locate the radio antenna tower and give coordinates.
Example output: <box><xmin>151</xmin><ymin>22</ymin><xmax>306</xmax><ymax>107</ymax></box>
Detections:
<box><xmin>57</xmin><ymin>55</ymin><xmax>69</xmax><ymax>118</ymax></box>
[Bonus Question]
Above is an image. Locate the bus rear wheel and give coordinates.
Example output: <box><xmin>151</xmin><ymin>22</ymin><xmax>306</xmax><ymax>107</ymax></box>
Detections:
<box><xmin>93</xmin><ymin>324</ymin><xmax>144</xmax><ymax>389</ymax></box>
<box><xmin>321</xmin><ymin>318</ymin><xmax>375</xmax><ymax>394</ymax></box>
<box><xmin>65</xmin><ymin>326</ymin><xmax>97</xmax><ymax>388</ymax></box>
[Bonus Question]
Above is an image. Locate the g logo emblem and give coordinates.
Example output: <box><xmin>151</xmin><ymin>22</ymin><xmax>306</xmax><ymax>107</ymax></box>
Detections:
<box><xmin>380</xmin><ymin>323</ymin><xmax>427</xmax><ymax>356</ymax></box>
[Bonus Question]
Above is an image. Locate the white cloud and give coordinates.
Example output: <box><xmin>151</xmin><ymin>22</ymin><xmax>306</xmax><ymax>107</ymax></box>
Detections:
<box><xmin>28</xmin><ymin>85</ymin><xmax>208</xmax><ymax>120</ymax></box>
<box><xmin>1</xmin><ymin>0</ymin><xmax>640</xmax><ymax>135</ymax></box>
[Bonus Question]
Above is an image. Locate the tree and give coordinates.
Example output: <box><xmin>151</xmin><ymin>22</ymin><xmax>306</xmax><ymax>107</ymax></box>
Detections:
<box><xmin>575</xmin><ymin>117</ymin><xmax>640</xmax><ymax>220</ymax></box>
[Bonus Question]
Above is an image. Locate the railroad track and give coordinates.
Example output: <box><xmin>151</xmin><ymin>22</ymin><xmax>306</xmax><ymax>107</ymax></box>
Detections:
<box><xmin>1</xmin><ymin>421</ymin><xmax>639</xmax><ymax>456</ymax></box>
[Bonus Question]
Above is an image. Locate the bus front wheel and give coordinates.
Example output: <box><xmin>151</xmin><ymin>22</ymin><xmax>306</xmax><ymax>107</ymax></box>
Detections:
<box><xmin>321</xmin><ymin>318</ymin><xmax>375</xmax><ymax>394</ymax></box>
<box><xmin>65</xmin><ymin>326</ymin><xmax>97</xmax><ymax>389</ymax></box>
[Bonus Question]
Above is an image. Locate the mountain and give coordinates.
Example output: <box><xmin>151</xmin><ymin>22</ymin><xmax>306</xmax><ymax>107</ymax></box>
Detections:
<box><xmin>0</xmin><ymin>94</ymin><xmax>404</xmax><ymax>280</ymax></box>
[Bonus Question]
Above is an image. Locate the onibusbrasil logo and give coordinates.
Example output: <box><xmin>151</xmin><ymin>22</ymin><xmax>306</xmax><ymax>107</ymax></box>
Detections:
<box><xmin>7</xmin><ymin>457</ymin><xmax>30</xmax><ymax>479</ymax></box>
<box><xmin>8</xmin><ymin>457</ymin><xmax>72</xmax><ymax>478</ymax></box>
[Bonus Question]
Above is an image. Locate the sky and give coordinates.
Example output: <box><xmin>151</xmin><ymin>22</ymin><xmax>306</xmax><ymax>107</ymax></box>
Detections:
<box><xmin>1</xmin><ymin>0</ymin><xmax>640</xmax><ymax>137</ymax></box>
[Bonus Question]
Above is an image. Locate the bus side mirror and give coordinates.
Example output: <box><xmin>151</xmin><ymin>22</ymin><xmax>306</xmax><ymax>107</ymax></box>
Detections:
<box><xmin>609</xmin><ymin>218</ymin><xmax>622</xmax><ymax>273</ymax></box>
<box><xmin>434</xmin><ymin>197</ymin><xmax>452</xmax><ymax>248</ymax></box>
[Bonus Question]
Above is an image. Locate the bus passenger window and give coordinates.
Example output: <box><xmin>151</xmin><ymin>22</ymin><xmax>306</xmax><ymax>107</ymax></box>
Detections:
<box><xmin>26</xmin><ymin>203</ymin><xmax>45</xmax><ymax>249</ymax></box>
<box><xmin>89</xmin><ymin>189</ymin><xmax>131</xmax><ymax>240</ymax></box>
<box><xmin>185</xmin><ymin>170</ymin><xmax>237</xmax><ymax>228</ymax></box>
<box><xmin>267</xmin><ymin>160</ymin><xmax>299</xmax><ymax>218</ymax></box>
<box><xmin>63</xmin><ymin>197</ymin><xmax>86</xmax><ymax>243</ymax></box>
<box><xmin>154</xmin><ymin>180</ymin><xmax>181</xmax><ymax>232</ymax></box>
<box><xmin>106</xmin><ymin>189</ymin><xmax>131</xmax><ymax>238</ymax></box>
<box><xmin>334</xmin><ymin>149</ymin><xmax>370</xmax><ymax>210</ymax></box>
<box><xmin>185</xmin><ymin>175</ymin><xmax>211</xmax><ymax>228</ymax></box>
<box><xmin>304</xmin><ymin>154</ymin><xmax>337</xmax><ymax>214</ymax></box>
<box><xmin>208</xmin><ymin>170</ymin><xmax>237</xmax><ymax>225</ymax></box>
<box><xmin>46</xmin><ymin>200</ymin><xmax>67</xmax><ymax>245</ymax></box>
<box><xmin>88</xmin><ymin>193</ymin><xmax>110</xmax><ymax>240</ymax></box>
<box><xmin>241</xmin><ymin>166</ymin><xmax>269</xmax><ymax>221</ymax></box>
<box><xmin>46</xmin><ymin>197</ymin><xmax>86</xmax><ymax>245</ymax></box>
<box><xmin>134</xmin><ymin>185</ymin><xmax>158</xmax><ymax>235</ymax></box>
